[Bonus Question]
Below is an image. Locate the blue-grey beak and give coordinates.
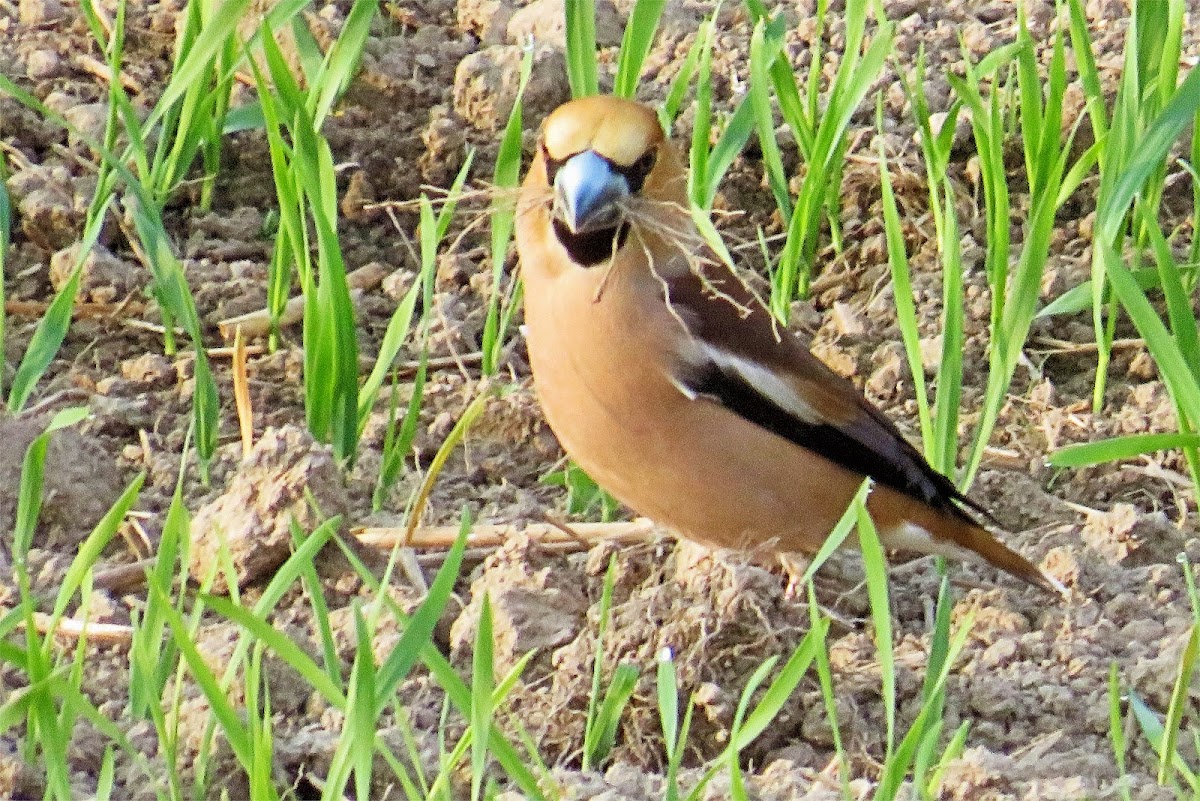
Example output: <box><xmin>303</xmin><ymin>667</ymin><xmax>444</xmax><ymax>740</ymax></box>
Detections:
<box><xmin>553</xmin><ymin>150</ymin><xmax>629</xmax><ymax>235</ymax></box>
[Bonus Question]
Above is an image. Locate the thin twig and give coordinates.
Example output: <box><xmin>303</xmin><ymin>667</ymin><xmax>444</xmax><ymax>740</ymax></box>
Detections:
<box><xmin>1030</xmin><ymin>336</ymin><xmax>1146</xmax><ymax>354</ymax></box>
<box><xmin>30</xmin><ymin>612</ymin><xmax>134</xmax><ymax>642</ymax></box>
<box><xmin>216</xmin><ymin>263</ymin><xmax>388</xmax><ymax>339</ymax></box>
<box><xmin>74</xmin><ymin>53</ymin><xmax>144</xmax><ymax>94</ymax></box>
<box><xmin>5</xmin><ymin>297</ymin><xmax>147</xmax><ymax>319</ymax></box>
<box><xmin>353</xmin><ymin>519</ymin><xmax>657</xmax><ymax>550</ymax></box>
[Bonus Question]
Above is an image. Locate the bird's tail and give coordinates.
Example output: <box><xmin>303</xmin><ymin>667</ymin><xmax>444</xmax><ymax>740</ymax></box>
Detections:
<box><xmin>878</xmin><ymin>504</ymin><xmax>1068</xmax><ymax>597</ymax></box>
<box><xmin>940</xmin><ymin>520</ymin><xmax>1067</xmax><ymax>597</ymax></box>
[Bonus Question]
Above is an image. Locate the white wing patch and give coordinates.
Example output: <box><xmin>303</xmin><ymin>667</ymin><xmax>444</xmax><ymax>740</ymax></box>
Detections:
<box><xmin>702</xmin><ymin>346</ymin><xmax>826</xmax><ymax>425</ymax></box>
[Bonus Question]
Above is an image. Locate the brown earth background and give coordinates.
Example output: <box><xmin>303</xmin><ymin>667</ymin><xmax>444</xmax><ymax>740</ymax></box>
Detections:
<box><xmin>2</xmin><ymin>0</ymin><xmax>1200</xmax><ymax>798</ymax></box>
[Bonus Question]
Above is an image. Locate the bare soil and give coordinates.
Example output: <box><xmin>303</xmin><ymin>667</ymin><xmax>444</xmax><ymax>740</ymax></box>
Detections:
<box><xmin>2</xmin><ymin>0</ymin><xmax>1199</xmax><ymax>798</ymax></box>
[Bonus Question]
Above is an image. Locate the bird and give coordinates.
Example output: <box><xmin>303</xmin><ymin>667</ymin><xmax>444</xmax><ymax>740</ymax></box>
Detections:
<box><xmin>514</xmin><ymin>94</ymin><xmax>1064</xmax><ymax>595</ymax></box>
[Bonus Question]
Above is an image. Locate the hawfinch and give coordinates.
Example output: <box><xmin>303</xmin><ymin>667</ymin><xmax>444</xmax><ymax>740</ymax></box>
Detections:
<box><xmin>515</xmin><ymin>95</ymin><xmax>1062</xmax><ymax>594</ymax></box>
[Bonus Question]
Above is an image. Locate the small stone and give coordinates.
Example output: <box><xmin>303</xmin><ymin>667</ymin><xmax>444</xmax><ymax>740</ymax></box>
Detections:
<box><xmin>830</xmin><ymin>301</ymin><xmax>864</xmax><ymax>337</ymax></box>
<box><xmin>457</xmin><ymin>0</ymin><xmax>514</xmax><ymax>43</ymax></box>
<box><xmin>919</xmin><ymin>334</ymin><xmax>942</xmax><ymax>375</ymax></box>
<box><xmin>866</xmin><ymin>343</ymin><xmax>904</xmax><ymax>398</ymax></box>
<box><xmin>0</xmin><ymin>751</ymin><xmax>45</xmax><ymax>800</ymax></box>
<box><xmin>506</xmin><ymin>0</ymin><xmax>623</xmax><ymax>48</ymax></box>
<box><xmin>339</xmin><ymin>170</ymin><xmax>377</xmax><ymax>222</ymax></box>
<box><xmin>453</xmin><ymin>44</ymin><xmax>569</xmax><ymax>132</ymax></box>
<box><xmin>93</xmin><ymin>376</ymin><xmax>126</xmax><ymax>395</ymax></box>
<box><xmin>811</xmin><ymin>341</ymin><xmax>856</xmax><ymax>378</ymax></box>
<box><xmin>18</xmin><ymin>185</ymin><xmax>77</xmax><ymax>251</ymax></box>
<box><xmin>120</xmin><ymin>353</ymin><xmax>174</xmax><ymax>387</ymax></box>
<box><xmin>1127</xmin><ymin>350</ymin><xmax>1156</xmax><ymax>381</ymax></box>
<box><xmin>49</xmin><ymin>241</ymin><xmax>137</xmax><ymax>303</ymax></box>
<box><xmin>420</xmin><ymin>104</ymin><xmax>468</xmax><ymax>183</ymax></box>
<box><xmin>381</xmin><ymin>268</ymin><xmax>416</xmax><ymax>302</ymax></box>
<box><xmin>62</xmin><ymin>102</ymin><xmax>109</xmax><ymax>148</ymax></box>
<box><xmin>18</xmin><ymin>0</ymin><xmax>64</xmax><ymax>24</ymax></box>
<box><xmin>26</xmin><ymin>49</ymin><xmax>60</xmax><ymax>80</ymax></box>
<box><xmin>980</xmin><ymin>637</ymin><xmax>1018</xmax><ymax>667</ymax></box>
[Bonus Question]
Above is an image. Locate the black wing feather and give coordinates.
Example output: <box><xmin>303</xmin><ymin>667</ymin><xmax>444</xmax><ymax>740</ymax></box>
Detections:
<box><xmin>684</xmin><ymin>359</ymin><xmax>991</xmax><ymax>524</ymax></box>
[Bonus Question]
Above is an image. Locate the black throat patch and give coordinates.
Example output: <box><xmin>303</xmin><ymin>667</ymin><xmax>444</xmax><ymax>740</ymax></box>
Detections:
<box><xmin>552</xmin><ymin>218</ymin><xmax>630</xmax><ymax>268</ymax></box>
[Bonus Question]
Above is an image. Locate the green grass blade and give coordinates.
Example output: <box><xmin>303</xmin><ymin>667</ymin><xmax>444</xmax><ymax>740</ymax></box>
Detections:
<box><xmin>855</xmin><ymin>505</ymin><xmax>894</xmax><ymax>760</ymax></box>
<box><xmin>322</xmin><ymin>605</ymin><xmax>378</xmax><ymax>801</ymax></box>
<box><xmin>374</xmin><ymin>511</ymin><xmax>472</xmax><ymax>710</ymax></box>
<box><xmin>793</xmin><ymin>480</ymin><xmax>870</xmax><ymax>589</ymax></box>
<box><xmin>564</xmin><ymin>0</ymin><xmax>598</xmax><ymax>97</ymax></box>
<box><xmin>930</xmin><ymin>176</ymin><xmax>963</xmax><ymax>477</ymax></box>
<box><xmin>688</xmin><ymin>17</ymin><xmax>716</xmax><ymax>207</ymax></box>
<box><xmin>1105</xmin><ymin>248</ymin><xmax>1200</xmax><ymax>426</ymax></box>
<box><xmin>1049</xmin><ymin>433</ymin><xmax>1200</xmax><ymax>469</ymax></box>
<box><xmin>136</xmin><ymin>0</ymin><xmax>253</xmax><ymax>138</ymax></box>
<box><xmin>876</xmin><ymin>607</ymin><xmax>977</xmax><ymax>799</ymax></box>
<box><xmin>772</xmin><ymin>14</ymin><xmax>894</xmax><ymax>313</ymax></box>
<box><xmin>45</xmin><ymin>472</ymin><xmax>144</xmax><ymax>638</ymax></box>
<box><xmin>483</xmin><ymin>47</ymin><xmax>532</xmax><ymax>375</ymax></box>
<box><xmin>1066</xmin><ymin>0</ymin><xmax>1109</xmax><ymax>142</ymax></box>
<box><xmin>200</xmin><ymin>594</ymin><xmax>346</xmax><ymax>707</ymax></box>
<box><xmin>1158</xmin><ymin>623</ymin><xmax>1197</xmax><ymax>787</ymax></box>
<box><xmin>584</xmin><ymin>663</ymin><xmax>639</xmax><ymax>767</ymax></box>
<box><xmin>583</xmin><ymin>553</ymin><xmax>621</xmax><ymax>772</ymax></box>
<box><xmin>471</xmin><ymin>593</ymin><xmax>495</xmax><ymax>801</ymax></box>
<box><xmin>924</xmin><ymin>720</ymin><xmax>970</xmax><ymax>799</ymax></box>
<box><xmin>658</xmin><ymin>32</ymin><xmax>702</xmax><ymax>132</ymax></box>
<box><xmin>1135</xmin><ymin>203</ymin><xmax>1200</xmax><ymax>385</ymax></box>
<box><xmin>358</xmin><ymin>153</ymin><xmax>459</xmax><ymax>427</ymax></box>
<box><xmin>13</xmin><ymin>407</ymin><xmax>90</xmax><ymax>559</ymax></box>
<box><xmin>732</xmin><ymin>618</ymin><xmax>828</xmax><ymax>749</ymax></box>
<box><xmin>613</xmin><ymin>0</ymin><xmax>665</xmax><ymax>98</ymax></box>
<box><xmin>373</xmin><ymin>353</ymin><xmax>428</xmax><ymax>511</ymax></box>
<box><xmin>1108</xmin><ymin>663</ymin><xmax>1133</xmax><ymax>801</ymax></box>
<box><xmin>151</xmin><ymin>582</ymin><xmax>253</xmax><ymax>768</ymax></box>
<box><xmin>878</xmin><ymin>139</ymin><xmax>933</xmax><ymax>456</ymax></box>
<box><xmin>1099</xmin><ymin>67</ymin><xmax>1200</xmax><ymax>244</ymax></box>
<box><xmin>748</xmin><ymin>18</ymin><xmax>791</xmax><ymax>219</ymax></box>
<box><xmin>6</xmin><ymin>201</ymin><xmax>111</xmax><ymax>412</ymax></box>
<box><xmin>657</xmin><ymin>648</ymin><xmax>684</xmax><ymax>801</ymax></box>
<box><xmin>308</xmin><ymin>0</ymin><xmax>378</xmax><ymax>127</ymax></box>
<box><xmin>1129</xmin><ymin>689</ymin><xmax>1200</xmax><ymax>792</ymax></box>
<box><xmin>1036</xmin><ymin>265</ymin><xmax>1167</xmax><ymax>317</ymax></box>
<box><xmin>0</xmin><ymin>169</ymin><xmax>8</xmax><ymax>400</ymax></box>
<box><xmin>126</xmin><ymin>200</ymin><xmax>221</xmax><ymax>466</ymax></box>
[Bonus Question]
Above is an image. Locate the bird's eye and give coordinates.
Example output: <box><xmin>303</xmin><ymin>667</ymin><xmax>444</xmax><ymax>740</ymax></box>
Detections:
<box><xmin>541</xmin><ymin>141</ymin><xmax>566</xmax><ymax>184</ymax></box>
<box><xmin>624</xmin><ymin>147</ymin><xmax>657</xmax><ymax>193</ymax></box>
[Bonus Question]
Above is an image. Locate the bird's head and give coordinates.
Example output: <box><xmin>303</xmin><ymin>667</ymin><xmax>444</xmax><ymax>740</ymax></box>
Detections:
<box><xmin>533</xmin><ymin>96</ymin><xmax>676</xmax><ymax>266</ymax></box>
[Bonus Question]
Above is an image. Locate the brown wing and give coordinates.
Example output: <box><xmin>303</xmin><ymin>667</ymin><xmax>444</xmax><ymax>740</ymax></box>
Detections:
<box><xmin>663</xmin><ymin>264</ymin><xmax>987</xmax><ymax>523</ymax></box>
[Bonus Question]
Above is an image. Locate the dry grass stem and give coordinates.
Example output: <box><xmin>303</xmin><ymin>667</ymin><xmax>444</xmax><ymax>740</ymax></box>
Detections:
<box><xmin>216</xmin><ymin>262</ymin><xmax>388</xmax><ymax>339</ymax></box>
<box><xmin>74</xmin><ymin>53</ymin><xmax>144</xmax><ymax>93</ymax></box>
<box><xmin>29</xmin><ymin>612</ymin><xmax>134</xmax><ymax>643</ymax></box>
<box><xmin>354</xmin><ymin>519</ymin><xmax>656</xmax><ymax>550</ymax></box>
<box><xmin>232</xmin><ymin>325</ymin><xmax>253</xmax><ymax>458</ymax></box>
<box><xmin>5</xmin><ymin>297</ymin><xmax>147</xmax><ymax>319</ymax></box>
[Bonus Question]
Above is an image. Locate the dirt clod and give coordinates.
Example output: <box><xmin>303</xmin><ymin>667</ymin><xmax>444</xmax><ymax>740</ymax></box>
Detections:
<box><xmin>188</xmin><ymin>425</ymin><xmax>349</xmax><ymax>591</ymax></box>
<box><xmin>0</xmin><ymin>412</ymin><xmax>126</xmax><ymax>550</ymax></box>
